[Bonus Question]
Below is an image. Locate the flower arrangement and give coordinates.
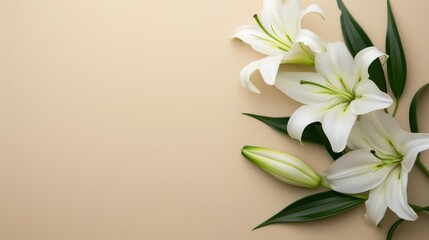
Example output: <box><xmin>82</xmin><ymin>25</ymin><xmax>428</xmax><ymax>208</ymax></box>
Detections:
<box><xmin>235</xmin><ymin>0</ymin><xmax>429</xmax><ymax>239</ymax></box>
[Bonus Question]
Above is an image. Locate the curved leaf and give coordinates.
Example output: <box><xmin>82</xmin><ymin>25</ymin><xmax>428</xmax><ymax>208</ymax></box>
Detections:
<box><xmin>409</xmin><ymin>83</ymin><xmax>429</xmax><ymax>178</ymax></box>
<box><xmin>386</xmin><ymin>0</ymin><xmax>407</xmax><ymax>101</ymax></box>
<box><xmin>336</xmin><ymin>0</ymin><xmax>387</xmax><ymax>92</ymax></box>
<box><xmin>386</xmin><ymin>206</ymin><xmax>429</xmax><ymax>240</ymax></box>
<box><xmin>386</xmin><ymin>218</ymin><xmax>405</xmax><ymax>240</ymax></box>
<box><xmin>243</xmin><ymin>113</ymin><xmax>322</xmax><ymax>144</ymax></box>
<box><xmin>255</xmin><ymin>191</ymin><xmax>364</xmax><ymax>229</ymax></box>
<box><xmin>409</xmin><ymin>83</ymin><xmax>429</xmax><ymax>132</ymax></box>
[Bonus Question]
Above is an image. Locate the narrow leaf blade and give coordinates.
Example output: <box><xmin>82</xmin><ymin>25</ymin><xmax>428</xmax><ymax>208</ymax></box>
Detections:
<box><xmin>387</xmin><ymin>206</ymin><xmax>429</xmax><ymax>240</ymax></box>
<box><xmin>409</xmin><ymin>83</ymin><xmax>429</xmax><ymax>178</ymax></box>
<box><xmin>243</xmin><ymin>113</ymin><xmax>323</xmax><ymax>144</ymax></box>
<box><xmin>409</xmin><ymin>83</ymin><xmax>429</xmax><ymax>132</ymax></box>
<box><xmin>387</xmin><ymin>219</ymin><xmax>405</xmax><ymax>240</ymax></box>
<box><xmin>386</xmin><ymin>0</ymin><xmax>407</xmax><ymax>100</ymax></box>
<box><xmin>336</xmin><ymin>0</ymin><xmax>387</xmax><ymax>92</ymax></box>
<box><xmin>255</xmin><ymin>191</ymin><xmax>364</xmax><ymax>228</ymax></box>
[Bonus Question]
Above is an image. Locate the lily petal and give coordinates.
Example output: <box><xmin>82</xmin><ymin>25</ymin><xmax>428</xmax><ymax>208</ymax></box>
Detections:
<box><xmin>314</xmin><ymin>45</ymin><xmax>345</xmax><ymax>89</ymax></box>
<box><xmin>365</xmin><ymin>184</ymin><xmax>388</xmax><ymax>225</ymax></box>
<box><xmin>295</xmin><ymin>29</ymin><xmax>326</xmax><ymax>53</ymax></box>
<box><xmin>322</xmin><ymin>103</ymin><xmax>357</xmax><ymax>152</ymax></box>
<box><xmin>239</xmin><ymin>55</ymin><xmax>285</xmax><ymax>93</ymax></box>
<box><xmin>325</xmin><ymin>149</ymin><xmax>393</xmax><ymax>193</ymax></box>
<box><xmin>280</xmin><ymin>0</ymin><xmax>301</xmax><ymax>39</ymax></box>
<box><xmin>275</xmin><ymin>72</ymin><xmax>334</xmax><ymax>105</ymax></box>
<box><xmin>347</xmin><ymin>120</ymin><xmax>372</xmax><ymax>150</ymax></box>
<box><xmin>328</xmin><ymin>42</ymin><xmax>356</xmax><ymax>91</ymax></box>
<box><xmin>260</xmin><ymin>0</ymin><xmax>292</xmax><ymax>43</ymax></box>
<box><xmin>350</xmin><ymin>79</ymin><xmax>393</xmax><ymax>115</ymax></box>
<box><xmin>385</xmin><ymin>168</ymin><xmax>418</xmax><ymax>221</ymax></box>
<box><xmin>396</xmin><ymin>131</ymin><xmax>429</xmax><ymax>173</ymax></box>
<box><xmin>359</xmin><ymin>111</ymin><xmax>401</xmax><ymax>155</ymax></box>
<box><xmin>259</xmin><ymin>55</ymin><xmax>285</xmax><ymax>85</ymax></box>
<box><xmin>287</xmin><ymin>104</ymin><xmax>326</xmax><ymax>141</ymax></box>
<box><xmin>281</xmin><ymin>43</ymin><xmax>315</xmax><ymax>65</ymax></box>
<box><xmin>239</xmin><ymin>59</ymin><xmax>263</xmax><ymax>93</ymax></box>
<box><xmin>354</xmin><ymin>47</ymin><xmax>387</xmax><ymax>80</ymax></box>
<box><xmin>235</xmin><ymin>25</ymin><xmax>284</xmax><ymax>56</ymax></box>
<box><xmin>235</xmin><ymin>0</ymin><xmax>327</xmax><ymax>93</ymax></box>
<box><xmin>299</xmin><ymin>3</ymin><xmax>325</xmax><ymax>24</ymax></box>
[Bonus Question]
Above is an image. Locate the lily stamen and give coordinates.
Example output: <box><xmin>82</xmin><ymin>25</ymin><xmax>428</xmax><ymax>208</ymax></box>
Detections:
<box><xmin>300</xmin><ymin>80</ymin><xmax>354</xmax><ymax>102</ymax></box>
<box><xmin>370</xmin><ymin>150</ymin><xmax>401</xmax><ymax>164</ymax></box>
<box><xmin>253</xmin><ymin>14</ymin><xmax>291</xmax><ymax>51</ymax></box>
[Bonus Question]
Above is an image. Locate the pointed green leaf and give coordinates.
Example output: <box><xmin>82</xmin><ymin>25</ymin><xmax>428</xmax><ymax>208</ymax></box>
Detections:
<box><xmin>409</xmin><ymin>83</ymin><xmax>429</xmax><ymax>133</ymax></box>
<box><xmin>243</xmin><ymin>113</ymin><xmax>322</xmax><ymax>144</ymax></box>
<box><xmin>386</xmin><ymin>0</ymin><xmax>407</xmax><ymax>101</ymax></box>
<box><xmin>314</xmin><ymin>125</ymin><xmax>343</xmax><ymax>160</ymax></box>
<box><xmin>386</xmin><ymin>218</ymin><xmax>404</xmax><ymax>240</ymax></box>
<box><xmin>336</xmin><ymin>0</ymin><xmax>387</xmax><ymax>92</ymax></box>
<box><xmin>255</xmin><ymin>191</ymin><xmax>364</xmax><ymax>229</ymax></box>
<box><xmin>386</xmin><ymin>206</ymin><xmax>429</xmax><ymax>240</ymax></box>
<box><xmin>409</xmin><ymin>84</ymin><xmax>429</xmax><ymax>178</ymax></box>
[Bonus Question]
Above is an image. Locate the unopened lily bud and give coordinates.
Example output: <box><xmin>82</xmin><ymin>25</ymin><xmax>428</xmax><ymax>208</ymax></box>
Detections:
<box><xmin>241</xmin><ymin>146</ymin><xmax>321</xmax><ymax>188</ymax></box>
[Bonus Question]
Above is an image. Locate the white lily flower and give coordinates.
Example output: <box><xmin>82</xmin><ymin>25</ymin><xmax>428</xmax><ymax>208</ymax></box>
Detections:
<box><xmin>275</xmin><ymin>42</ymin><xmax>393</xmax><ymax>152</ymax></box>
<box><xmin>241</xmin><ymin>146</ymin><xmax>321</xmax><ymax>188</ymax></box>
<box><xmin>325</xmin><ymin>111</ymin><xmax>429</xmax><ymax>225</ymax></box>
<box><xmin>235</xmin><ymin>0</ymin><xmax>326</xmax><ymax>93</ymax></box>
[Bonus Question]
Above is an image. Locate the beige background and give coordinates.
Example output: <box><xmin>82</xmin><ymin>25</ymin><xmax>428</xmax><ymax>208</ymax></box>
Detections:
<box><xmin>1</xmin><ymin>0</ymin><xmax>429</xmax><ymax>239</ymax></box>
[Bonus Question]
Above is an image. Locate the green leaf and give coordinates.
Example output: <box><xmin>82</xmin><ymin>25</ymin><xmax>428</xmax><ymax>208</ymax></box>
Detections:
<box><xmin>386</xmin><ymin>0</ymin><xmax>407</xmax><ymax>101</ymax></box>
<box><xmin>409</xmin><ymin>83</ymin><xmax>429</xmax><ymax>133</ymax></box>
<box><xmin>243</xmin><ymin>113</ymin><xmax>323</xmax><ymax>144</ymax></box>
<box><xmin>255</xmin><ymin>191</ymin><xmax>364</xmax><ymax>229</ymax></box>
<box><xmin>314</xmin><ymin>125</ymin><xmax>343</xmax><ymax>160</ymax></box>
<box><xmin>386</xmin><ymin>219</ymin><xmax>405</xmax><ymax>240</ymax></box>
<box><xmin>386</xmin><ymin>206</ymin><xmax>429</xmax><ymax>240</ymax></box>
<box><xmin>336</xmin><ymin>0</ymin><xmax>387</xmax><ymax>92</ymax></box>
<box><xmin>409</xmin><ymin>84</ymin><xmax>429</xmax><ymax>178</ymax></box>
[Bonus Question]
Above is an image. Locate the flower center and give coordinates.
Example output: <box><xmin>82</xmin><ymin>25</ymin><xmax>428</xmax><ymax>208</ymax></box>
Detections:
<box><xmin>253</xmin><ymin>14</ymin><xmax>293</xmax><ymax>51</ymax></box>
<box><xmin>300</xmin><ymin>80</ymin><xmax>356</xmax><ymax>102</ymax></box>
<box><xmin>370</xmin><ymin>150</ymin><xmax>403</xmax><ymax>165</ymax></box>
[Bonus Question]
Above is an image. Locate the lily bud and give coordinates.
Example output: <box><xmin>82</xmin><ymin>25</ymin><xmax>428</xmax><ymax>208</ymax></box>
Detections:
<box><xmin>241</xmin><ymin>146</ymin><xmax>321</xmax><ymax>188</ymax></box>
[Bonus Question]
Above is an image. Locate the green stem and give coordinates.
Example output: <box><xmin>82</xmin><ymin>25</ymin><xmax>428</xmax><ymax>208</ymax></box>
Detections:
<box><xmin>387</xmin><ymin>205</ymin><xmax>429</xmax><ymax>240</ymax></box>
<box><xmin>419</xmin><ymin>206</ymin><xmax>429</xmax><ymax>212</ymax></box>
<box><xmin>416</xmin><ymin>158</ymin><xmax>429</xmax><ymax>178</ymax></box>
<box><xmin>392</xmin><ymin>99</ymin><xmax>399</xmax><ymax>117</ymax></box>
<box><xmin>410</xmin><ymin>204</ymin><xmax>429</xmax><ymax>212</ymax></box>
<box><xmin>350</xmin><ymin>194</ymin><xmax>368</xmax><ymax>200</ymax></box>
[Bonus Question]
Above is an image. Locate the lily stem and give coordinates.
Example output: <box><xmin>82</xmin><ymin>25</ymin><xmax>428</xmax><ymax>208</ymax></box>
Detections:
<box><xmin>410</xmin><ymin>204</ymin><xmax>429</xmax><ymax>212</ymax></box>
<box><xmin>416</xmin><ymin>158</ymin><xmax>429</xmax><ymax>178</ymax></box>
